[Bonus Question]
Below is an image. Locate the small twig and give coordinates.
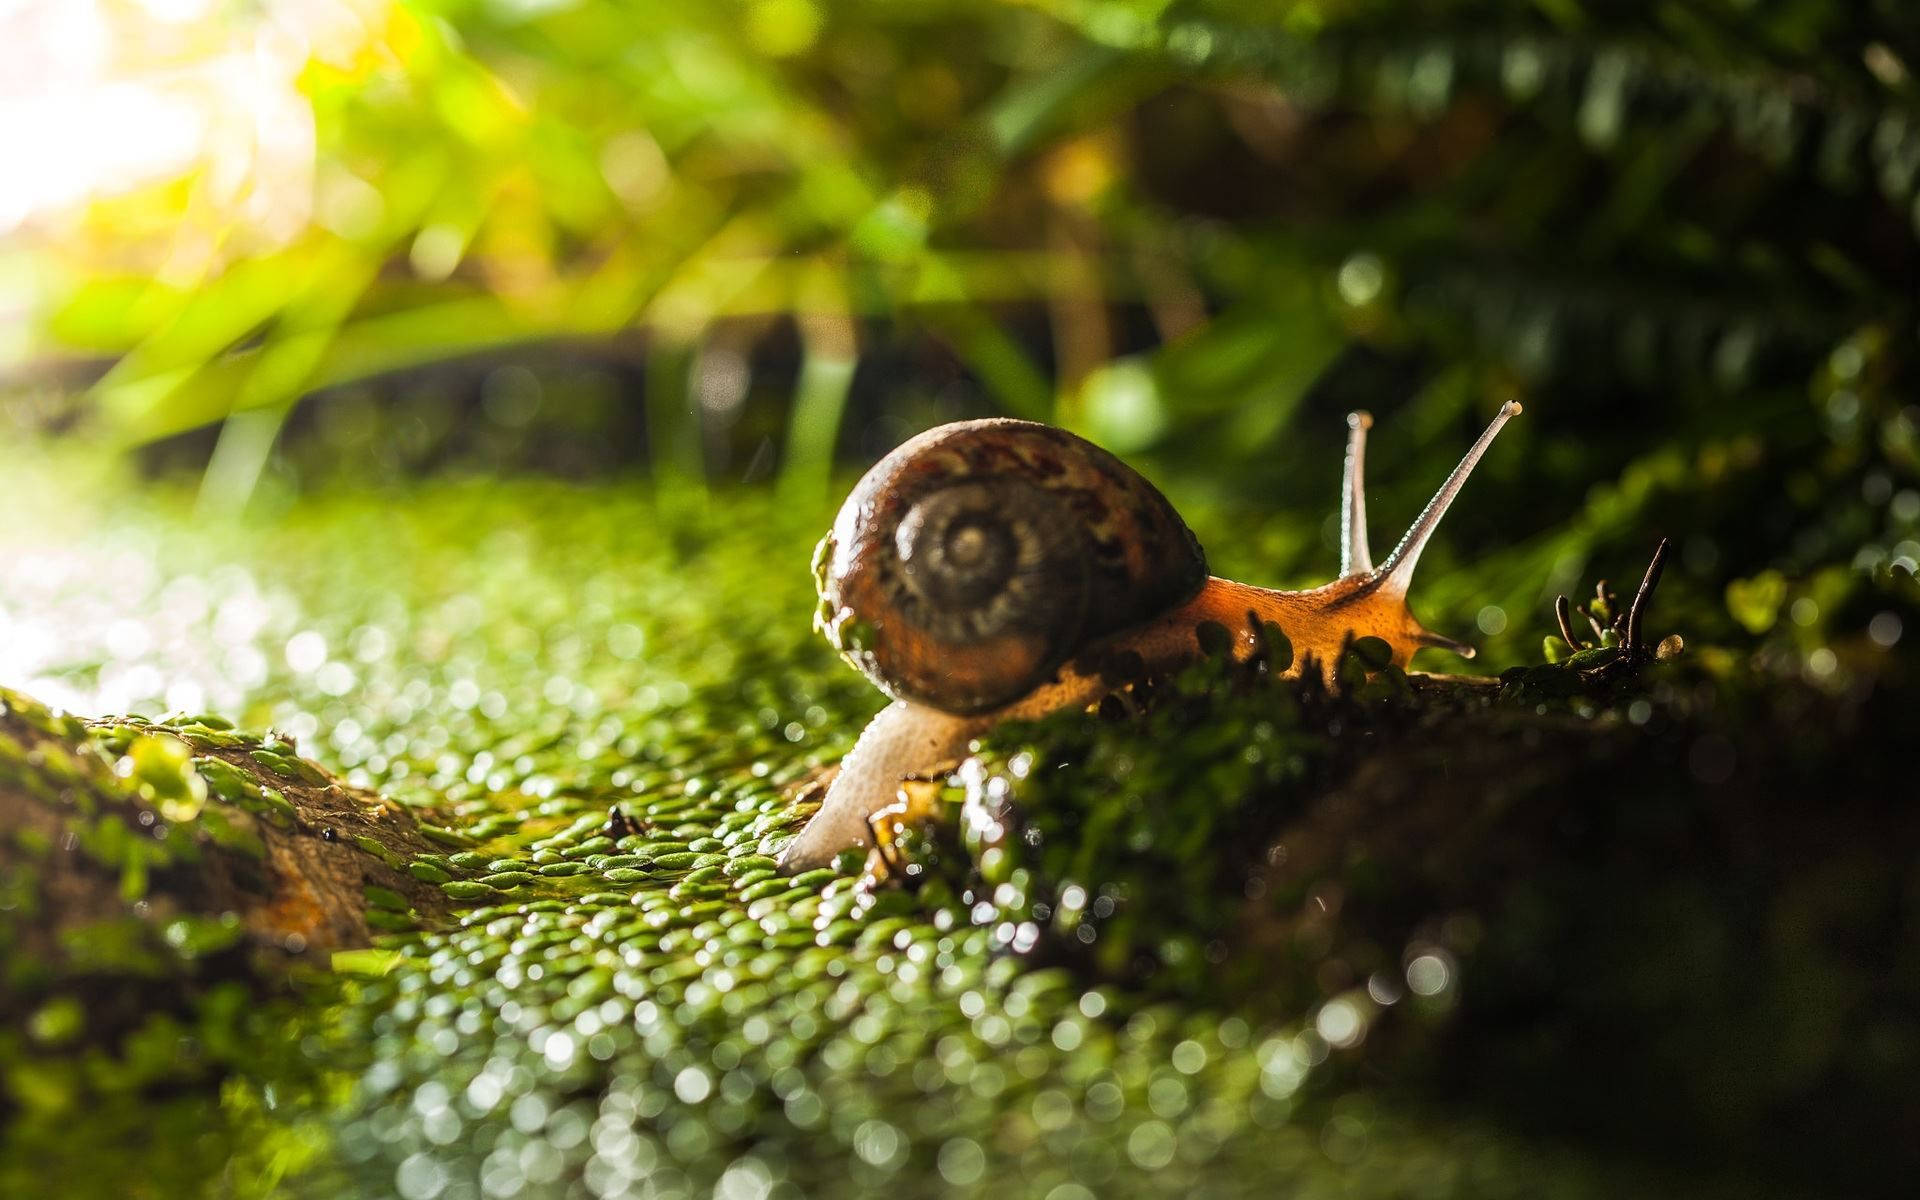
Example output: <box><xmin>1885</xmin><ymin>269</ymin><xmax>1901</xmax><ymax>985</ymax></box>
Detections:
<box><xmin>1555</xmin><ymin>595</ymin><xmax>1582</xmax><ymax>650</ymax></box>
<box><xmin>1536</xmin><ymin>540</ymin><xmax>1677</xmax><ymax>685</ymax></box>
<box><xmin>1625</xmin><ymin>538</ymin><xmax>1671</xmax><ymax>651</ymax></box>
<box><xmin>1576</xmin><ymin>603</ymin><xmax>1608</xmax><ymax>641</ymax></box>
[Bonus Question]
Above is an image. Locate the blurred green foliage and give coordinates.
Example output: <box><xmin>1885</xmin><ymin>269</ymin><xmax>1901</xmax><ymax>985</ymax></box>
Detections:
<box><xmin>16</xmin><ymin>0</ymin><xmax>1914</xmax><ymax>675</ymax></box>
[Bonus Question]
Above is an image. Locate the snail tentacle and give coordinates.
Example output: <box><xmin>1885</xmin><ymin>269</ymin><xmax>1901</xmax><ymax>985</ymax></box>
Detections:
<box><xmin>1340</xmin><ymin>410</ymin><xmax>1374</xmax><ymax>578</ymax></box>
<box><xmin>1303</xmin><ymin>401</ymin><xmax>1521</xmax><ymax>665</ymax></box>
<box><xmin>1369</xmin><ymin>400</ymin><xmax>1522</xmax><ymax>599</ymax></box>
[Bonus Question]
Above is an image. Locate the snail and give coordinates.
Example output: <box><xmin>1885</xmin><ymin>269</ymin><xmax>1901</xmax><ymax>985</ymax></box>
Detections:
<box><xmin>779</xmin><ymin>401</ymin><xmax>1522</xmax><ymax>872</ymax></box>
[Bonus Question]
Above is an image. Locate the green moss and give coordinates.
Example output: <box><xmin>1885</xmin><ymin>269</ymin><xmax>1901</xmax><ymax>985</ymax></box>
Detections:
<box><xmin>406</xmin><ymin>860</ymin><xmax>452</xmax><ymax>884</ymax></box>
<box><xmin>25</xmin><ymin>998</ymin><xmax>84</xmax><ymax>1047</ymax></box>
<box><xmin>1</xmin><ymin>441</ymin><xmax>1909</xmax><ymax>1200</ymax></box>
<box><xmin>347</xmin><ymin>834</ymin><xmax>402</xmax><ymax>870</ymax></box>
<box><xmin>417</xmin><ymin>823</ymin><xmax>470</xmax><ymax>848</ymax></box>
<box><xmin>160</xmin><ymin>914</ymin><xmax>246</xmax><ymax>959</ymax></box>
<box><xmin>363</xmin><ymin>885</ymin><xmax>408</xmax><ymax>912</ymax></box>
<box><xmin>54</xmin><ymin>919</ymin><xmax>170</xmax><ymax>977</ymax></box>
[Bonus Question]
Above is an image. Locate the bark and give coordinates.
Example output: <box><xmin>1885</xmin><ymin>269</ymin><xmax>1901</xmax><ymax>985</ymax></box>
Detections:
<box><xmin>0</xmin><ymin>690</ymin><xmax>450</xmax><ymax>1027</ymax></box>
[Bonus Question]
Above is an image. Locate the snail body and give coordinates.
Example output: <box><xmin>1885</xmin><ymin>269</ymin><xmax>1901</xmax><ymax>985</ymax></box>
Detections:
<box><xmin>780</xmin><ymin>402</ymin><xmax>1522</xmax><ymax>872</ymax></box>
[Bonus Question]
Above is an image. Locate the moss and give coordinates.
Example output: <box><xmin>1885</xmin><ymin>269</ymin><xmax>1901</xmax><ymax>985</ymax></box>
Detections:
<box><xmin>348</xmin><ymin>834</ymin><xmax>403</xmax><ymax>870</ymax></box>
<box><xmin>0</xmin><ymin>454</ymin><xmax>1911</xmax><ymax>1200</ymax></box>
<box><xmin>406</xmin><ymin>860</ymin><xmax>453</xmax><ymax>884</ymax></box>
<box><xmin>952</xmin><ymin>651</ymin><xmax>1327</xmax><ymax>995</ymax></box>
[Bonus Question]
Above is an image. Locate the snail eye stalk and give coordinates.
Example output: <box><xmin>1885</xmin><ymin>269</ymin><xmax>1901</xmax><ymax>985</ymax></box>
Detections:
<box><xmin>1371</xmin><ymin>401</ymin><xmax>1522</xmax><ymax>599</ymax></box>
<box><xmin>1340</xmin><ymin>410</ymin><xmax>1374</xmax><ymax>578</ymax></box>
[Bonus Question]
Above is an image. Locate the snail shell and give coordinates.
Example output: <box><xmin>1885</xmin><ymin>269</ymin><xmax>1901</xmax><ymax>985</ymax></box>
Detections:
<box><xmin>813</xmin><ymin>418</ymin><xmax>1207</xmax><ymax>714</ymax></box>
<box><xmin>781</xmin><ymin>402</ymin><xmax>1526</xmax><ymax>873</ymax></box>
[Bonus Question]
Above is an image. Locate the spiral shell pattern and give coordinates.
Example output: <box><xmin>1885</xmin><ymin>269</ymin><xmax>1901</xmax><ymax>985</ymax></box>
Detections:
<box><xmin>815</xmin><ymin>419</ymin><xmax>1207</xmax><ymax>714</ymax></box>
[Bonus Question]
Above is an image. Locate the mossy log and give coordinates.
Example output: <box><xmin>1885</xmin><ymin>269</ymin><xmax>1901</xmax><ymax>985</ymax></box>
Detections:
<box><xmin>933</xmin><ymin>640</ymin><xmax>1917</xmax><ymax>1196</ymax></box>
<box><xmin>0</xmin><ymin>687</ymin><xmax>453</xmax><ymax>1031</ymax></box>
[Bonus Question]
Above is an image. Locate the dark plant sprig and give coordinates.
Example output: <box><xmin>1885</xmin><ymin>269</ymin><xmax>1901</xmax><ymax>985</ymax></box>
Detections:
<box><xmin>1547</xmin><ymin>538</ymin><xmax>1682</xmax><ymax>667</ymax></box>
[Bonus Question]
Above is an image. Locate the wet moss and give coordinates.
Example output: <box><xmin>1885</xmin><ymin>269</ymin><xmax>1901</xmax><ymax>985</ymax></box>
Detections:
<box><xmin>0</xmin><ymin>457</ymin><xmax>1912</xmax><ymax>1199</ymax></box>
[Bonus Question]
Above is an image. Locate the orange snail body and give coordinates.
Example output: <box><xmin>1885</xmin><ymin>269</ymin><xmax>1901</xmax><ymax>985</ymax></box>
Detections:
<box><xmin>779</xmin><ymin>402</ymin><xmax>1523</xmax><ymax>872</ymax></box>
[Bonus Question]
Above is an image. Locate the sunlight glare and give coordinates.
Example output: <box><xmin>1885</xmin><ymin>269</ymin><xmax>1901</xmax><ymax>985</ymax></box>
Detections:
<box><xmin>0</xmin><ymin>1</ymin><xmax>391</xmax><ymax>241</ymax></box>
